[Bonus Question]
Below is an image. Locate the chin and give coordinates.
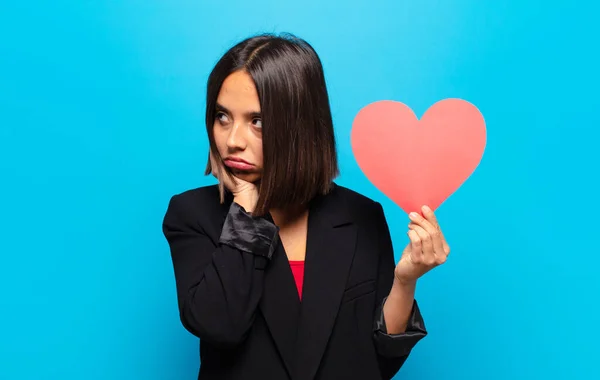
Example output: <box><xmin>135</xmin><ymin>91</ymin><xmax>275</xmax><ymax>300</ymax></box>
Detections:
<box><xmin>236</xmin><ymin>172</ymin><xmax>261</xmax><ymax>184</ymax></box>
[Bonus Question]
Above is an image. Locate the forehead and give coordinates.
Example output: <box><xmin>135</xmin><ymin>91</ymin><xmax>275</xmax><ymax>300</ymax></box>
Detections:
<box><xmin>217</xmin><ymin>71</ymin><xmax>260</xmax><ymax>110</ymax></box>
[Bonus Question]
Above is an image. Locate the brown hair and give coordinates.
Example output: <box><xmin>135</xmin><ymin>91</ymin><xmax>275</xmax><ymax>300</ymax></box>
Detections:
<box><xmin>204</xmin><ymin>33</ymin><xmax>339</xmax><ymax>216</ymax></box>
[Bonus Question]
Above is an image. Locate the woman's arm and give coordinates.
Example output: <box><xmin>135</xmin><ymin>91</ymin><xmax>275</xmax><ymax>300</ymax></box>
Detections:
<box><xmin>383</xmin><ymin>278</ymin><xmax>417</xmax><ymax>334</ymax></box>
<box><xmin>162</xmin><ymin>193</ymin><xmax>278</xmax><ymax>348</ymax></box>
<box><xmin>372</xmin><ymin>202</ymin><xmax>427</xmax><ymax>379</ymax></box>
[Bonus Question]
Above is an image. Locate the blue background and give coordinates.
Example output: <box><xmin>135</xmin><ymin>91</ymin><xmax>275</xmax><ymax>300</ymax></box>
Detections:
<box><xmin>1</xmin><ymin>1</ymin><xmax>599</xmax><ymax>379</ymax></box>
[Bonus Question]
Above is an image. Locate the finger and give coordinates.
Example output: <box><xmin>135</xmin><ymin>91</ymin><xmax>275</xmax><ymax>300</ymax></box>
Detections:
<box><xmin>431</xmin><ymin>227</ymin><xmax>450</xmax><ymax>257</ymax></box>
<box><xmin>437</xmin><ymin>227</ymin><xmax>450</xmax><ymax>256</ymax></box>
<box><xmin>442</xmin><ymin>239</ymin><xmax>451</xmax><ymax>256</ymax></box>
<box><xmin>421</xmin><ymin>205</ymin><xmax>440</xmax><ymax>229</ymax></box>
<box><xmin>409</xmin><ymin>224</ymin><xmax>435</xmax><ymax>266</ymax></box>
<box><xmin>415</xmin><ymin>207</ymin><xmax>450</xmax><ymax>257</ymax></box>
<box><xmin>409</xmin><ymin>211</ymin><xmax>437</xmax><ymax>235</ymax></box>
<box><xmin>410</xmin><ymin>220</ymin><xmax>445</xmax><ymax>259</ymax></box>
<box><xmin>407</xmin><ymin>229</ymin><xmax>423</xmax><ymax>264</ymax></box>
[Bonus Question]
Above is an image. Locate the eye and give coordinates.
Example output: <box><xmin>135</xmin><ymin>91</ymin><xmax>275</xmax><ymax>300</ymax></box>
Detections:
<box><xmin>252</xmin><ymin>118</ymin><xmax>262</xmax><ymax>128</ymax></box>
<box><xmin>215</xmin><ymin>112</ymin><xmax>229</xmax><ymax>124</ymax></box>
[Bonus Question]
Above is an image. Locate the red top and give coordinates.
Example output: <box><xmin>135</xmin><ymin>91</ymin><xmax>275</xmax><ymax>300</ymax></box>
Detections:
<box><xmin>288</xmin><ymin>260</ymin><xmax>305</xmax><ymax>300</ymax></box>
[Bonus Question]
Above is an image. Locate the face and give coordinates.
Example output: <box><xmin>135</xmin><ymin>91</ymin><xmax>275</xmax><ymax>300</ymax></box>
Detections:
<box><xmin>213</xmin><ymin>70</ymin><xmax>263</xmax><ymax>183</ymax></box>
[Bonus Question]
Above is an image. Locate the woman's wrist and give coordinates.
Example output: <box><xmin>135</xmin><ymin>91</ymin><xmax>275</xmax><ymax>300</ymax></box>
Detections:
<box><xmin>233</xmin><ymin>191</ymin><xmax>258</xmax><ymax>213</ymax></box>
<box><xmin>393</xmin><ymin>272</ymin><xmax>418</xmax><ymax>289</ymax></box>
<box><xmin>390</xmin><ymin>277</ymin><xmax>417</xmax><ymax>300</ymax></box>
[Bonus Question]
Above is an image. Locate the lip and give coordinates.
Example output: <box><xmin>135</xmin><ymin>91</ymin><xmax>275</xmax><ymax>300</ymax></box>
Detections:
<box><xmin>225</xmin><ymin>156</ymin><xmax>251</xmax><ymax>164</ymax></box>
<box><xmin>224</xmin><ymin>157</ymin><xmax>254</xmax><ymax>171</ymax></box>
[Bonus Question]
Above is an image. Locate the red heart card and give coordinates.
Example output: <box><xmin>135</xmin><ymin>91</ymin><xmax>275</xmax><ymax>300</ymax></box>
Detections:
<box><xmin>351</xmin><ymin>99</ymin><xmax>486</xmax><ymax>214</ymax></box>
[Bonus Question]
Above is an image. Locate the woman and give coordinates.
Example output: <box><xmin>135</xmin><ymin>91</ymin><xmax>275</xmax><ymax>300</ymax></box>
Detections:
<box><xmin>162</xmin><ymin>33</ymin><xmax>450</xmax><ymax>380</ymax></box>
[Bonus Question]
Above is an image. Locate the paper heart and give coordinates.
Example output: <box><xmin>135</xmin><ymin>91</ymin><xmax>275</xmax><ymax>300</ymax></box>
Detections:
<box><xmin>351</xmin><ymin>99</ymin><xmax>486</xmax><ymax>214</ymax></box>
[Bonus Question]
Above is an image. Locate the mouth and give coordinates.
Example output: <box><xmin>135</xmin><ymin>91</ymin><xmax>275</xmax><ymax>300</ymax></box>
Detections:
<box><xmin>223</xmin><ymin>157</ymin><xmax>254</xmax><ymax>171</ymax></box>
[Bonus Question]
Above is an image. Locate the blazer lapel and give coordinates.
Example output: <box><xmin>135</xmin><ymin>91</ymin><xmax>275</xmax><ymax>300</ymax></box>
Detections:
<box><xmin>259</xmin><ymin>215</ymin><xmax>301</xmax><ymax>378</ymax></box>
<box><xmin>293</xmin><ymin>187</ymin><xmax>357</xmax><ymax>380</ymax></box>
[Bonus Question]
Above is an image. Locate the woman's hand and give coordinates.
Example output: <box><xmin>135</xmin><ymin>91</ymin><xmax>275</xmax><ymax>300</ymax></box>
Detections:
<box><xmin>210</xmin><ymin>152</ymin><xmax>258</xmax><ymax>212</ymax></box>
<box><xmin>394</xmin><ymin>205</ymin><xmax>451</xmax><ymax>285</ymax></box>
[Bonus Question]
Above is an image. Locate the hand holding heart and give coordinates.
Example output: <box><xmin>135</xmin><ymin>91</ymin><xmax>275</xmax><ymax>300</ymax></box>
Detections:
<box><xmin>351</xmin><ymin>98</ymin><xmax>485</xmax><ymax>283</ymax></box>
<box><xmin>394</xmin><ymin>205</ymin><xmax>450</xmax><ymax>284</ymax></box>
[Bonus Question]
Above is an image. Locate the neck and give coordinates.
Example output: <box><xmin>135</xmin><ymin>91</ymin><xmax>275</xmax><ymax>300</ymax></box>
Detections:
<box><xmin>270</xmin><ymin>204</ymin><xmax>308</xmax><ymax>226</ymax></box>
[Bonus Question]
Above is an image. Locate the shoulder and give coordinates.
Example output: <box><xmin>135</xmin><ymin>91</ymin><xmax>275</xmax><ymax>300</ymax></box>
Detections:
<box><xmin>325</xmin><ymin>184</ymin><xmax>392</xmax><ymax>242</ymax></box>
<box><xmin>167</xmin><ymin>184</ymin><xmax>222</xmax><ymax>209</ymax></box>
<box><xmin>331</xmin><ymin>184</ymin><xmax>378</xmax><ymax>206</ymax></box>
<box><xmin>328</xmin><ymin>183</ymin><xmax>385</xmax><ymax>220</ymax></box>
<box><xmin>162</xmin><ymin>184</ymin><xmax>228</xmax><ymax>228</ymax></box>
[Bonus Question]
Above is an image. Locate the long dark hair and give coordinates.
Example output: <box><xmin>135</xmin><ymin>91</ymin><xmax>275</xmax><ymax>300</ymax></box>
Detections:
<box><xmin>205</xmin><ymin>33</ymin><xmax>339</xmax><ymax>216</ymax></box>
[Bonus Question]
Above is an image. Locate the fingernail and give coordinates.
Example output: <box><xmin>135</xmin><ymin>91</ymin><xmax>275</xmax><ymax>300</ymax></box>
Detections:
<box><xmin>422</xmin><ymin>205</ymin><xmax>431</xmax><ymax>212</ymax></box>
<box><xmin>409</xmin><ymin>212</ymin><xmax>419</xmax><ymax>219</ymax></box>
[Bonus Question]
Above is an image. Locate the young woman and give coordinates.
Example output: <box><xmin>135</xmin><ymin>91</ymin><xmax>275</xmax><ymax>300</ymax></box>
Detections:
<box><xmin>162</xmin><ymin>33</ymin><xmax>450</xmax><ymax>380</ymax></box>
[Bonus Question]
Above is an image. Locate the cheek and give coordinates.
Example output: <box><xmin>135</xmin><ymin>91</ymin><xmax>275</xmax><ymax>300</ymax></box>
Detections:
<box><xmin>254</xmin><ymin>142</ymin><xmax>264</xmax><ymax>166</ymax></box>
<box><xmin>213</xmin><ymin>127</ymin><xmax>227</xmax><ymax>152</ymax></box>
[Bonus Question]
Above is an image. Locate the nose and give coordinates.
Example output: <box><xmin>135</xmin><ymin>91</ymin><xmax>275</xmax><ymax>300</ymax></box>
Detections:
<box><xmin>226</xmin><ymin>122</ymin><xmax>247</xmax><ymax>151</ymax></box>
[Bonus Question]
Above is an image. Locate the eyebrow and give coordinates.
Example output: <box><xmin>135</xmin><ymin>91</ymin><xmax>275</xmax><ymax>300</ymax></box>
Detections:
<box><xmin>216</xmin><ymin>103</ymin><xmax>261</xmax><ymax>118</ymax></box>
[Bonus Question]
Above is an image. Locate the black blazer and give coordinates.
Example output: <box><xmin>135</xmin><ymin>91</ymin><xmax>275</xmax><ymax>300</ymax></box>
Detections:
<box><xmin>162</xmin><ymin>183</ymin><xmax>427</xmax><ymax>380</ymax></box>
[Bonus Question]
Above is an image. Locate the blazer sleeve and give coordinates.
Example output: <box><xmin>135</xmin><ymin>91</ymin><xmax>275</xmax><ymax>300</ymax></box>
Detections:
<box><xmin>372</xmin><ymin>202</ymin><xmax>428</xmax><ymax>379</ymax></box>
<box><xmin>162</xmin><ymin>194</ymin><xmax>279</xmax><ymax>348</ymax></box>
